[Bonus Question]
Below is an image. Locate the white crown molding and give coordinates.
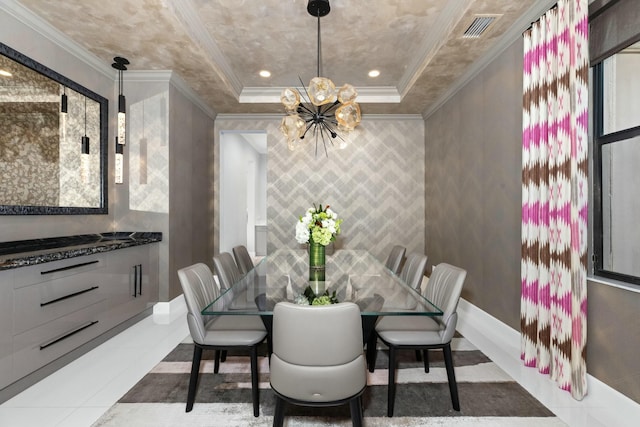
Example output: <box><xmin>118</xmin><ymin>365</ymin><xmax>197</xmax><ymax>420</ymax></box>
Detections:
<box><xmin>215</xmin><ymin>113</ymin><xmax>423</xmax><ymax>122</ymax></box>
<box><xmin>397</xmin><ymin>0</ymin><xmax>474</xmax><ymax>99</ymax></box>
<box><xmin>238</xmin><ymin>86</ymin><xmax>401</xmax><ymax>104</ymax></box>
<box><xmin>362</xmin><ymin>114</ymin><xmax>424</xmax><ymax>121</ymax></box>
<box><xmin>356</xmin><ymin>87</ymin><xmax>402</xmax><ymax>103</ymax></box>
<box><xmin>422</xmin><ymin>0</ymin><xmax>557</xmax><ymax>119</ymax></box>
<box><xmin>216</xmin><ymin>113</ymin><xmax>283</xmax><ymax>121</ymax></box>
<box><xmin>0</xmin><ymin>0</ymin><xmax>113</xmax><ymax>79</ymax></box>
<box><xmin>125</xmin><ymin>70</ymin><xmax>217</xmax><ymax>120</ymax></box>
<box><xmin>124</xmin><ymin>70</ymin><xmax>173</xmax><ymax>82</ymax></box>
<box><xmin>167</xmin><ymin>0</ymin><xmax>243</xmax><ymax>98</ymax></box>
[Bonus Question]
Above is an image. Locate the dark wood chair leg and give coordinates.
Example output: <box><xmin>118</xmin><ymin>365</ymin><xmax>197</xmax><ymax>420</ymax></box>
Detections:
<box><xmin>350</xmin><ymin>396</ymin><xmax>364</xmax><ymax>427</ymax></box>
<box><xmin>423</xmin><ymin>349</ymin><xmax>430</xmax><ymax>373</ymax></box>
<box><xmin>220</xmin><ymin>349</ymin><xmax>227</xmax><ymax>362</ymax></box>
<box><xmin>443</xmin><ymin>344</ymin><xmax>460</xmax><ymax>411</ymax></box>
<box><xmin>273</xmin><ymin>395</ymin><xmax>285</xmax><ymax>427</ymax></box>
<box><xmin>250</xmin><ymin>345</ymin><xmax>260</xmax><ymax>417</ymax></box>
<box><xmin>186</xmin><ymin>344</ymin><xmax>203</xmax><ymax>412</ymax></box>
<box><xmin>387</xmin><ymin>346</ymin><xmax>396</xmax><ymax>417</ymax></box>
<box><xmin>214</xmin><ymin>349</ymin><xmax>221</xmax><ymax>374</ymax></box>
<box><xmin>415</xmin><ymin>349</ymin><xmax>422</xmax><ymax>361</ymax></box>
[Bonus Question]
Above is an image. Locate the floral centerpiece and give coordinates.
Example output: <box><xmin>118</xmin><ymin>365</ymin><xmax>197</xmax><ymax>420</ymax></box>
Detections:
<box><xmin>295</xmin><ymin>203</ymin><xmax>342</xmax><ymax>246</ymax></box>
<box><xmin>295</xmin><ymin>203</ymin><xmax>343</xmax><ymax>282</ymax></box>
<box><xmin>294</xmin><ymin>287</ymin><xmax>339</xmax><ymax>306</ymax></box>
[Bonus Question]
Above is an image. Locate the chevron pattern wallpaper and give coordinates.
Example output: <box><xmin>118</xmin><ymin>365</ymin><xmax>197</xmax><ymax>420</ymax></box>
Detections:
<box><xmin>213</xmin><ymin>116</ymin><xmax>425</xmax><ymax>261</ymax></box>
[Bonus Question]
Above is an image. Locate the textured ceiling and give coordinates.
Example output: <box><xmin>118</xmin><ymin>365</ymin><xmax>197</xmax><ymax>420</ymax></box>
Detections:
<box><xmin>17</xmin><ymin>0</ymin><xmax>547</xmax><ymax>115</ymax></box>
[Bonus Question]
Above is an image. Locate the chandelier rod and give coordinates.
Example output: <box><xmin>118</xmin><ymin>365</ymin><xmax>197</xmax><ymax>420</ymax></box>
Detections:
<box><xmin>316</xmin><ymin>10</ymin><xmax>322</xmax><ymax>78</ymax></box>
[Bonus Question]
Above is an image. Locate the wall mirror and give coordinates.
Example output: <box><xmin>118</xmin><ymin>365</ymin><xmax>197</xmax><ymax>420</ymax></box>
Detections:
<box><xmin>0</xmin><ymin>42</ymin><xmax>108</xmax><ymax>215</ymax></box>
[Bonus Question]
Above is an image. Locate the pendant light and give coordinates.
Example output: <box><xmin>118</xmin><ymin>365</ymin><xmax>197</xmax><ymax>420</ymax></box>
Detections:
<box><xmin>61</xmin><ymin>86</ymin><xmax>68</xmax><ymax>114</ymax></box>
<box><xmin>81</xmin><ymin>97</ymin><xmax>89</xmax><ymax>155</ymax></box>
<box><xmin>280</xmin><ymin>0</ymin><xmax>361</xmax><ymax>157</ymax></box>
<box><xmin>112</xmin><ymin>56</ymin><xmax>129</xmax><ymax>145</ymax></box>
<box><xmin>112</xmin><ymin>56</ymin><xmax>129</xmax><ymax>184</ymax></box>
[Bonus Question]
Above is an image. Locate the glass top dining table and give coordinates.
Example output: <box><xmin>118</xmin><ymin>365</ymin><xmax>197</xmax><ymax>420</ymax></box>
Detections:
<box><xmin>202</xmin><ymin>248</ymin><xmax>442</xmax><ymax>317</ymax></box>
<box><xmin>202</xmin><ymin>248</ymin><xmax>442</xmax><ymax>369</ymax></box>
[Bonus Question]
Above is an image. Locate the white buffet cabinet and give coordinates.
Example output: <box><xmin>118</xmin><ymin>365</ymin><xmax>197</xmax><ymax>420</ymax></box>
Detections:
<box><xmin>0</xmin><ymin>241</ymin><xmax>159</xmax><ymax>392</ymax></box>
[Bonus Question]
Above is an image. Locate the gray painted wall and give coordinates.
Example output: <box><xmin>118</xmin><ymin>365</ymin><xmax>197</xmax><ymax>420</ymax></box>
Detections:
<box><xmin>168</xmin><ymin>83</ymin><xmax>213</xmax><ymax>301</ymax></box>
<box><xmin>425</xmin><ymin>37</ymin><xmax>640</xmax><ymax>404</ymax></box>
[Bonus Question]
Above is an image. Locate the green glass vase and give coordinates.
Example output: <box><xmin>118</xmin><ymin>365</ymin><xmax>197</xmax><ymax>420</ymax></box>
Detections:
<box><xmin>309</xmin><ymin>241</ymin><xmax>326</xmax><ymax>281</ymax></box>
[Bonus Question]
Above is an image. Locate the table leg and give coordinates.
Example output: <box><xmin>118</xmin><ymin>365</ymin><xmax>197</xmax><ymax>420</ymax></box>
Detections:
<box><xmin>260</xmin><ymin>314</ymin><xmax>273</xmax><ymax>359</ymax></box>
<box><xmin>362</xmin><ymin>316</ymin><xmax>378</xmax><ymax>372</ymax></box>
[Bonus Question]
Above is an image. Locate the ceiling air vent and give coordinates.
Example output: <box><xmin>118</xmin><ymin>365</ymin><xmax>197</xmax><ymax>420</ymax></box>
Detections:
<box><xmin>462</xmin><ymin>15</ymin><xmax>500</xmax><ymax>39</ymax></box>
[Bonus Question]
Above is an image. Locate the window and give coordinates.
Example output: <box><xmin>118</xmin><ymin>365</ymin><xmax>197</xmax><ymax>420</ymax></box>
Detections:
<box><xmin>593</xmin><ymin>42</ymin><xmax>640</xmax><ymax>284</ymax></box>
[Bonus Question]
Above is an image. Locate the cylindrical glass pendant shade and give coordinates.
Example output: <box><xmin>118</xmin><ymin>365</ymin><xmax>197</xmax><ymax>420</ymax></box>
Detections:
<box><xmin>118</xmin><ymin>94</ymin><xmax>126</xmax><ymax>145</ymax></box>
<box><xmin>115</xmin><ymin>141</ymin><xmax>124</xmax><ymax>184</ymax></box>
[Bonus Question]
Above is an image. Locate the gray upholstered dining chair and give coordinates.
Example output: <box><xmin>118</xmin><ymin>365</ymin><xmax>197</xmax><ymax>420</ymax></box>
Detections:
<box><xmin>384</xmin><ymin>245</ymin><xmax>406</xmax><ymax>274</ymax></box>
<box><xmin>270</xmin><ymin>302</ymin><xmax>368</xmax><ymax>427</ymax></box>
<box><xmin>365</xmin><ymin>251</ymin><xmax>427</xmax><ymax>367</ymax></box>
<box><xmin>212</xmin><ymin>252</ymin><xmax>242</xmax><ymax>290</ymax></box>
<box><xmin>177</xmin><ymin>263</ymin><xmax>267</xmax><ymax>416</ymax></box>
<box><xmin>399</xmin><ymin>252</ymin><xmax>428</xmax><ymax>290</ymax></box>
<box><xmin>374</xmin><ymin>263</ymin><xmax>467</xmax><ymax>417</ymax></box>
<box><xmin>233</xmin><ymin>245</ymin><xmax>254</xmax><ymax>275</ymax></box>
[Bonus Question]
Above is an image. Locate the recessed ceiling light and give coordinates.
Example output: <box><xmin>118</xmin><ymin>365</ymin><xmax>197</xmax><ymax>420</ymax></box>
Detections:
<box><xmin>0</xmin><ymin>69</ymin><xmax>12</xmax><ymax>77</ymax></box>
<box><xmin>259</xmin><ymin>70</ymin><xmax>271</xmax><ymax>78</ymax></box>
<box><xmin>368</xmin><ymin>69</ymin><xmax>380</xmax><ymax>78</ymax></box>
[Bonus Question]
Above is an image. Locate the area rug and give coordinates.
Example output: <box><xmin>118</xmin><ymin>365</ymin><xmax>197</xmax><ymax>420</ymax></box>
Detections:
<box><xmin>92</xmin><ymin>336</ymin><xmax>566</xmax><ymax>427</ymax></box>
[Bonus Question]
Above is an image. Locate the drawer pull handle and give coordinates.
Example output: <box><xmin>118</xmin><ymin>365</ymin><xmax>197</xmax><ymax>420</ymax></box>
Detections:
<box><xmin>40</xmin><ymin>260</ymin><xmax>99</xmax><ymax>275</ymax></box>
<box><xmin>39</xmin><ymin>320</ymin><xmax>99</xmax><ymax>350</ymax></box>
<box><xmin>40</xmin><ymin>286</ymin><xmax>100</xmax><ymax>307</ymax></box>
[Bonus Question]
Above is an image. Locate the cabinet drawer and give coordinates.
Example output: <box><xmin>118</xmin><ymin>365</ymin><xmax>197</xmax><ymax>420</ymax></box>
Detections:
<box><xmin>14</xmin><ymin>274</ymin><xmax>106</xmax><ymax>335</ymax></box>
<box><xmin>13</xmin><ymin>255</ymin><xmax>105</xmax><ymax>289</ymax></box>
<box><xmin>12</xmin><ymin>300</ymin><xmax>108</xmax><ymax>380</ymax></box>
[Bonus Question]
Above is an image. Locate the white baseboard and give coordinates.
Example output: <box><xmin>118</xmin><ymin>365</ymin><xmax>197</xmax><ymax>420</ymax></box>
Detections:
<box><xmin>152</xmin><ymin>294</ymin><xmax>187</xmax><ymax>324</ymax></box>
<box><xmin>456</xmin><ymin>298</ymin><xmax>640</xmax><ymax>423</ymax></box>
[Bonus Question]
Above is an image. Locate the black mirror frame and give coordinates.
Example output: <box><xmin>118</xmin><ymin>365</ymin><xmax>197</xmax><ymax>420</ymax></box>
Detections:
<box><xmin>0</xmin><ymin>42</ymin><xmax>108</xmax><ymax>215</ymax></box>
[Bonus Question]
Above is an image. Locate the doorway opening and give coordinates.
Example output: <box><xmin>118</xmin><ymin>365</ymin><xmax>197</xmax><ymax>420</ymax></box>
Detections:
<box><xmin>219</xmin><ymin>131</ymin><xmax>267</xmax><ymax>257</ymax></box>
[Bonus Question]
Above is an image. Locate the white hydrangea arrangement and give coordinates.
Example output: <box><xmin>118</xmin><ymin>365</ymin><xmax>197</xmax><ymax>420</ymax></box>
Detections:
<box><xmin>295</xmin><ymin>203</ymin><xmax>343</xmax><ymax>246</ymax></box>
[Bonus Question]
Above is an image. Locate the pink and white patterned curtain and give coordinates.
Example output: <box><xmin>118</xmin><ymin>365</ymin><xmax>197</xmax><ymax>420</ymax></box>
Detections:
<box><xmin>521</xmin><ymin>0</ymin><xmax>588</xmax><ymax>400</ymax></box>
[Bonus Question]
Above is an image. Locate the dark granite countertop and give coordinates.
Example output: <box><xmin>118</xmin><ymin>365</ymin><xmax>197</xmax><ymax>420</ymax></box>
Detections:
<box><xmin>0</xmin><ymin>232</ymin><xmax>162</xmax><ymax>271</ymax></box>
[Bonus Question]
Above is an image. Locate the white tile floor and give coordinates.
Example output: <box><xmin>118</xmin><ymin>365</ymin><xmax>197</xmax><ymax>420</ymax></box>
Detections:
<box><xmin>0</xmin><ymin>308</ymin><xmax>190</xmax><ymax>427</ymax></box>
<box><xmin>1</xmin><ymin>302</ymin><xmax>639</xmax><ymax>427</ymax></box>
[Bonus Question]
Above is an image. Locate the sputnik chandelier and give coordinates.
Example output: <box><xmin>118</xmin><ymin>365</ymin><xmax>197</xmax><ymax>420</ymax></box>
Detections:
<box><xmin>279</xmin><ymin>0</ymin><xmax>362</xmax><ymax>157</ymax></box>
